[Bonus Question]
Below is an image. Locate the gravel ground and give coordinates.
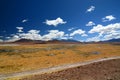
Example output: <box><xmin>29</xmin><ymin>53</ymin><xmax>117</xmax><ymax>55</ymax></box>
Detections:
<box><xmin>21</xmin><ymin>58</ymin><xmax>120</xmax><ymax>80</ymax></box>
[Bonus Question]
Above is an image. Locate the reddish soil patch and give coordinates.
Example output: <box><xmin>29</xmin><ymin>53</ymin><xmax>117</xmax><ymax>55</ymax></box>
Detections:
<box><xmin>21</xmin><ymin>58</ymin><xmax>120</xmax><ymax>80</ymax></box>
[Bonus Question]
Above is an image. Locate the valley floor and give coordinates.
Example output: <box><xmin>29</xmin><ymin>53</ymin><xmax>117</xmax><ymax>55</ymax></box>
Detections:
<box><xmin>0</xmin><ymin>43</ymin><xmax>120</xmax><ymax>80</ymax></box>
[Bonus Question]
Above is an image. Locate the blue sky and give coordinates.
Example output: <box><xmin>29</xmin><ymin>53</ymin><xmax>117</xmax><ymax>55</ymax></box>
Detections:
<box><xmin>0</xmin><ymin>0</ymin><xmax>120</xmax><ymax>42</ymax></box>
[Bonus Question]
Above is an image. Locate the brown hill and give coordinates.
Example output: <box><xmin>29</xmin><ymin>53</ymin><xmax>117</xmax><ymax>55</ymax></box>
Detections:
<box><xmin>12</xmin><ymin>39</ymin><xmax>45</xmax><ymax>44</ymax></box>
<box><xmin>12</xmin><ymin>39</ymin><xmax>80</xmax><ymax>44</ymax></box>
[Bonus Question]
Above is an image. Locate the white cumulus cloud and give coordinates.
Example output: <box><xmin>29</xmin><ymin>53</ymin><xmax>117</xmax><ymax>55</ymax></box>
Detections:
<box><xmin>44</xmin><ymin>17</ymin><xmax>66</xmax><ymax>26</ymax></box>
<box><xmin>16</xmin><ymin>27</ymin><xmax>23</xmax><ymax>32</ymax></box>
<box><xmin>86</xmin><ymin>21</ymin><xmax>95</xmax><ymax>26</ymax></box>
<box><xmin>70</xmin><ymin>29</ymin><xmax>87</xmax><ymax>37</ymax></box>
<box><xmin>102</xmin><ymin>15</ymin><xmax>116</xmax><ymax>22</ymax></box>
<box><xmin>42</xmin><ymin>30</ymin><xmax>65</xmax><ymax>41</ymax></box>
<box><xmin>19</xmin><ymin>30</ymin><xmax>42</xmax><ymax>40</ymax></box>
<box><xmin>28</xmin><ymin>30</ymin><xmax>40</xmax><ymax>34</ymax></box>
<box><xmin>5</xmin><ymin>29</ymin><xmax>70</xmax><ymax>42</ymax></box>
<box><xmin>6</xmin><ymin>35</ymin><xmax>20</xmax><ymax>42</ymax></box>
<box><xmin>7</xmin><ymin>30</ymin><xmax>42</xmax><ymax>42</ymax></box>
<box><xmin>88</xmin><ymin>23</ymin><xmax>120</xmax><ymax>41</ymax></box>
<box><xmin>89</xmin><ymin>23</ymin><xmax>120</xmax><ymax>34</ymax></box>
<box><xmin>86</xmin><ymin>6</ymin><xmax>95</xmax><ymax>12</ymax></box>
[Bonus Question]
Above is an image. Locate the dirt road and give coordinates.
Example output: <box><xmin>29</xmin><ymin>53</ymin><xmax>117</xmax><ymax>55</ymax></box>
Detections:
<box><xmin>0</xmin><ymin>56</ymin><xmax>120</xmax><ymax>80</ymax></box>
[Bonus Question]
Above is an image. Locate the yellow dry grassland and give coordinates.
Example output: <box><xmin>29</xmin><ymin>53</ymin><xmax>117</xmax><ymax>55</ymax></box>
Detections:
<box><xmin>0</xmin><ymin>43</ymin><xmax>120</xmax><ymax>74</ymax></box>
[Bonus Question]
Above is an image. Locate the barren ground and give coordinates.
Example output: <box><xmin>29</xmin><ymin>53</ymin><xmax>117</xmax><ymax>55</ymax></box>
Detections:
<box><xmin>21</xmin><ymin>58</ymin><xmax>120</xmax><ymax>80</ymax></box>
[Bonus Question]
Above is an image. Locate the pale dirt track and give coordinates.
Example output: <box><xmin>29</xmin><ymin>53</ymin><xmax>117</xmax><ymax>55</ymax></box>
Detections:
<box><xmin>0</xmin><ymin>56</ymin><xmax>120</xmax><ymax>80</ymax></box>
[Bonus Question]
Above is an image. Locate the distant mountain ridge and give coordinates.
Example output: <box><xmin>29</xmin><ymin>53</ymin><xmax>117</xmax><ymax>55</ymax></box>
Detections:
<box><xmin>13</xmin><ymin>39</ymin><xmax>45</xmax><ymax>44</ymax></box>
<box><xmin>13</xmin><ymin>39</ymin><xmax>79</xmax><ymax>44</ymax></box>
<box><xmin>105</xmin><ymin>38</ymin><xmax>120</xmax><ymax>42</ymax></box>
<box><xmin>6</xmin><ymin>38</ymin><xmax>120</xmax><ymax>44</ymax></box>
